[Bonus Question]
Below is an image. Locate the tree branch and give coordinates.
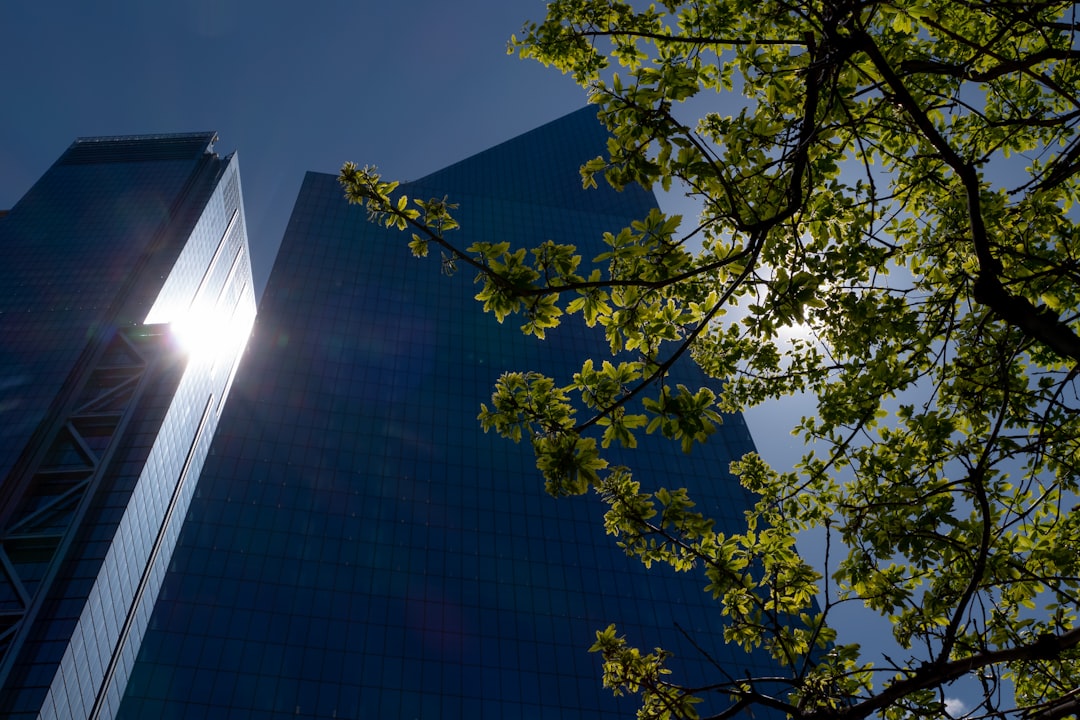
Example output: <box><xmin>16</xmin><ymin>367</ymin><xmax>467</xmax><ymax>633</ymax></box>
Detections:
<box><xmin>809</xmin><ymin>627</ymin><xmax>1080</xmax><ymax>720</ymax></box>
<box><xmin>898</xmin><ymin>47</ymin><xmax>1078</xmax><ymax>83</ymax></box>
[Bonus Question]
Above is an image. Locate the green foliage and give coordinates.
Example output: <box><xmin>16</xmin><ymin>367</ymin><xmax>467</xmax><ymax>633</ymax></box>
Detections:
<box><xmin>341</xmin><ymin>2</ymin><xmax>1080</xmax><ymax>717</ymax></box>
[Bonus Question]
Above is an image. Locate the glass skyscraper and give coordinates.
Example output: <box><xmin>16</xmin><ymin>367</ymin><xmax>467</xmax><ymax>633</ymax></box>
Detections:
<box><xmin>0</xmin><ymin>134</ymin><xmax>256</xmax><ymax>719</ymax></box>
<box><xmin>115</xmin><ymin>109</ymin><xmax>779</xmax><ymax>719</ymax></box>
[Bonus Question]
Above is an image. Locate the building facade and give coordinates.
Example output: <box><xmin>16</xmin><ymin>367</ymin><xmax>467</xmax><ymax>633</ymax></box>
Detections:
<box><xmin>0</xmin><ymin>134</ymin><xmax>256</xmax><ymax>719</ymax></box>
<box><xmin>116</xmin><ymin>109</ymin><xmax>779</xmax><ymax>719</ymax></box>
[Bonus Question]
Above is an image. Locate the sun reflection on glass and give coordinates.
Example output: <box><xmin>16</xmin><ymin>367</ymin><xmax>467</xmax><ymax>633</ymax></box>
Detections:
<box><xmin>156</xmin><ymin>298</ymin><xmax>255</xmax><ymax>365</ymax></box>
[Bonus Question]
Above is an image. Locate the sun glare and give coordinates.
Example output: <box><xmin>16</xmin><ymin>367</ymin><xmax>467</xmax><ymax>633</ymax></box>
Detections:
<box><xmin>168</xmin><ymin>302</ymin><xmax>254</xmax><ymax>363</ymax></box>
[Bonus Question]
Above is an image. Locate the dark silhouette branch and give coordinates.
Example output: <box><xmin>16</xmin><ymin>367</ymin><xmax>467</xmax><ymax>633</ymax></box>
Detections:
<box><xmin>898</xmin><ymin>47</ymin><xmax>1079</xmax><ymax>83</ymax></box>
<box><xmin>804</xmin><ymin>627</ymin><xmax>1080</xmax><ymax>720</ymax></box>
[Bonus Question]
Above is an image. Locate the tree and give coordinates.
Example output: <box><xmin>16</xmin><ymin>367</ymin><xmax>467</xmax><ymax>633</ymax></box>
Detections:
<box><xmin>340</xmin><ymin>1</ymin><xmax>1080</xmax><ymax>718</ymax></box>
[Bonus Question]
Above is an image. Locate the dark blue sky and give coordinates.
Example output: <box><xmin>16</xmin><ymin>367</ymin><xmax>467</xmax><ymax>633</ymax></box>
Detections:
<box><xmin>1</xmin><ymin>0</ymin><xmax>585</xmax><ymax>291</ymax></box>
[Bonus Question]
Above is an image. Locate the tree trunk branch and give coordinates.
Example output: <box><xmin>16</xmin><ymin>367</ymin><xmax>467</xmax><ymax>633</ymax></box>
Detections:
<box><xmin>808</xmin><ymin>627</ymin><xmax>1080</xmax><ymax>720</ymax></box>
